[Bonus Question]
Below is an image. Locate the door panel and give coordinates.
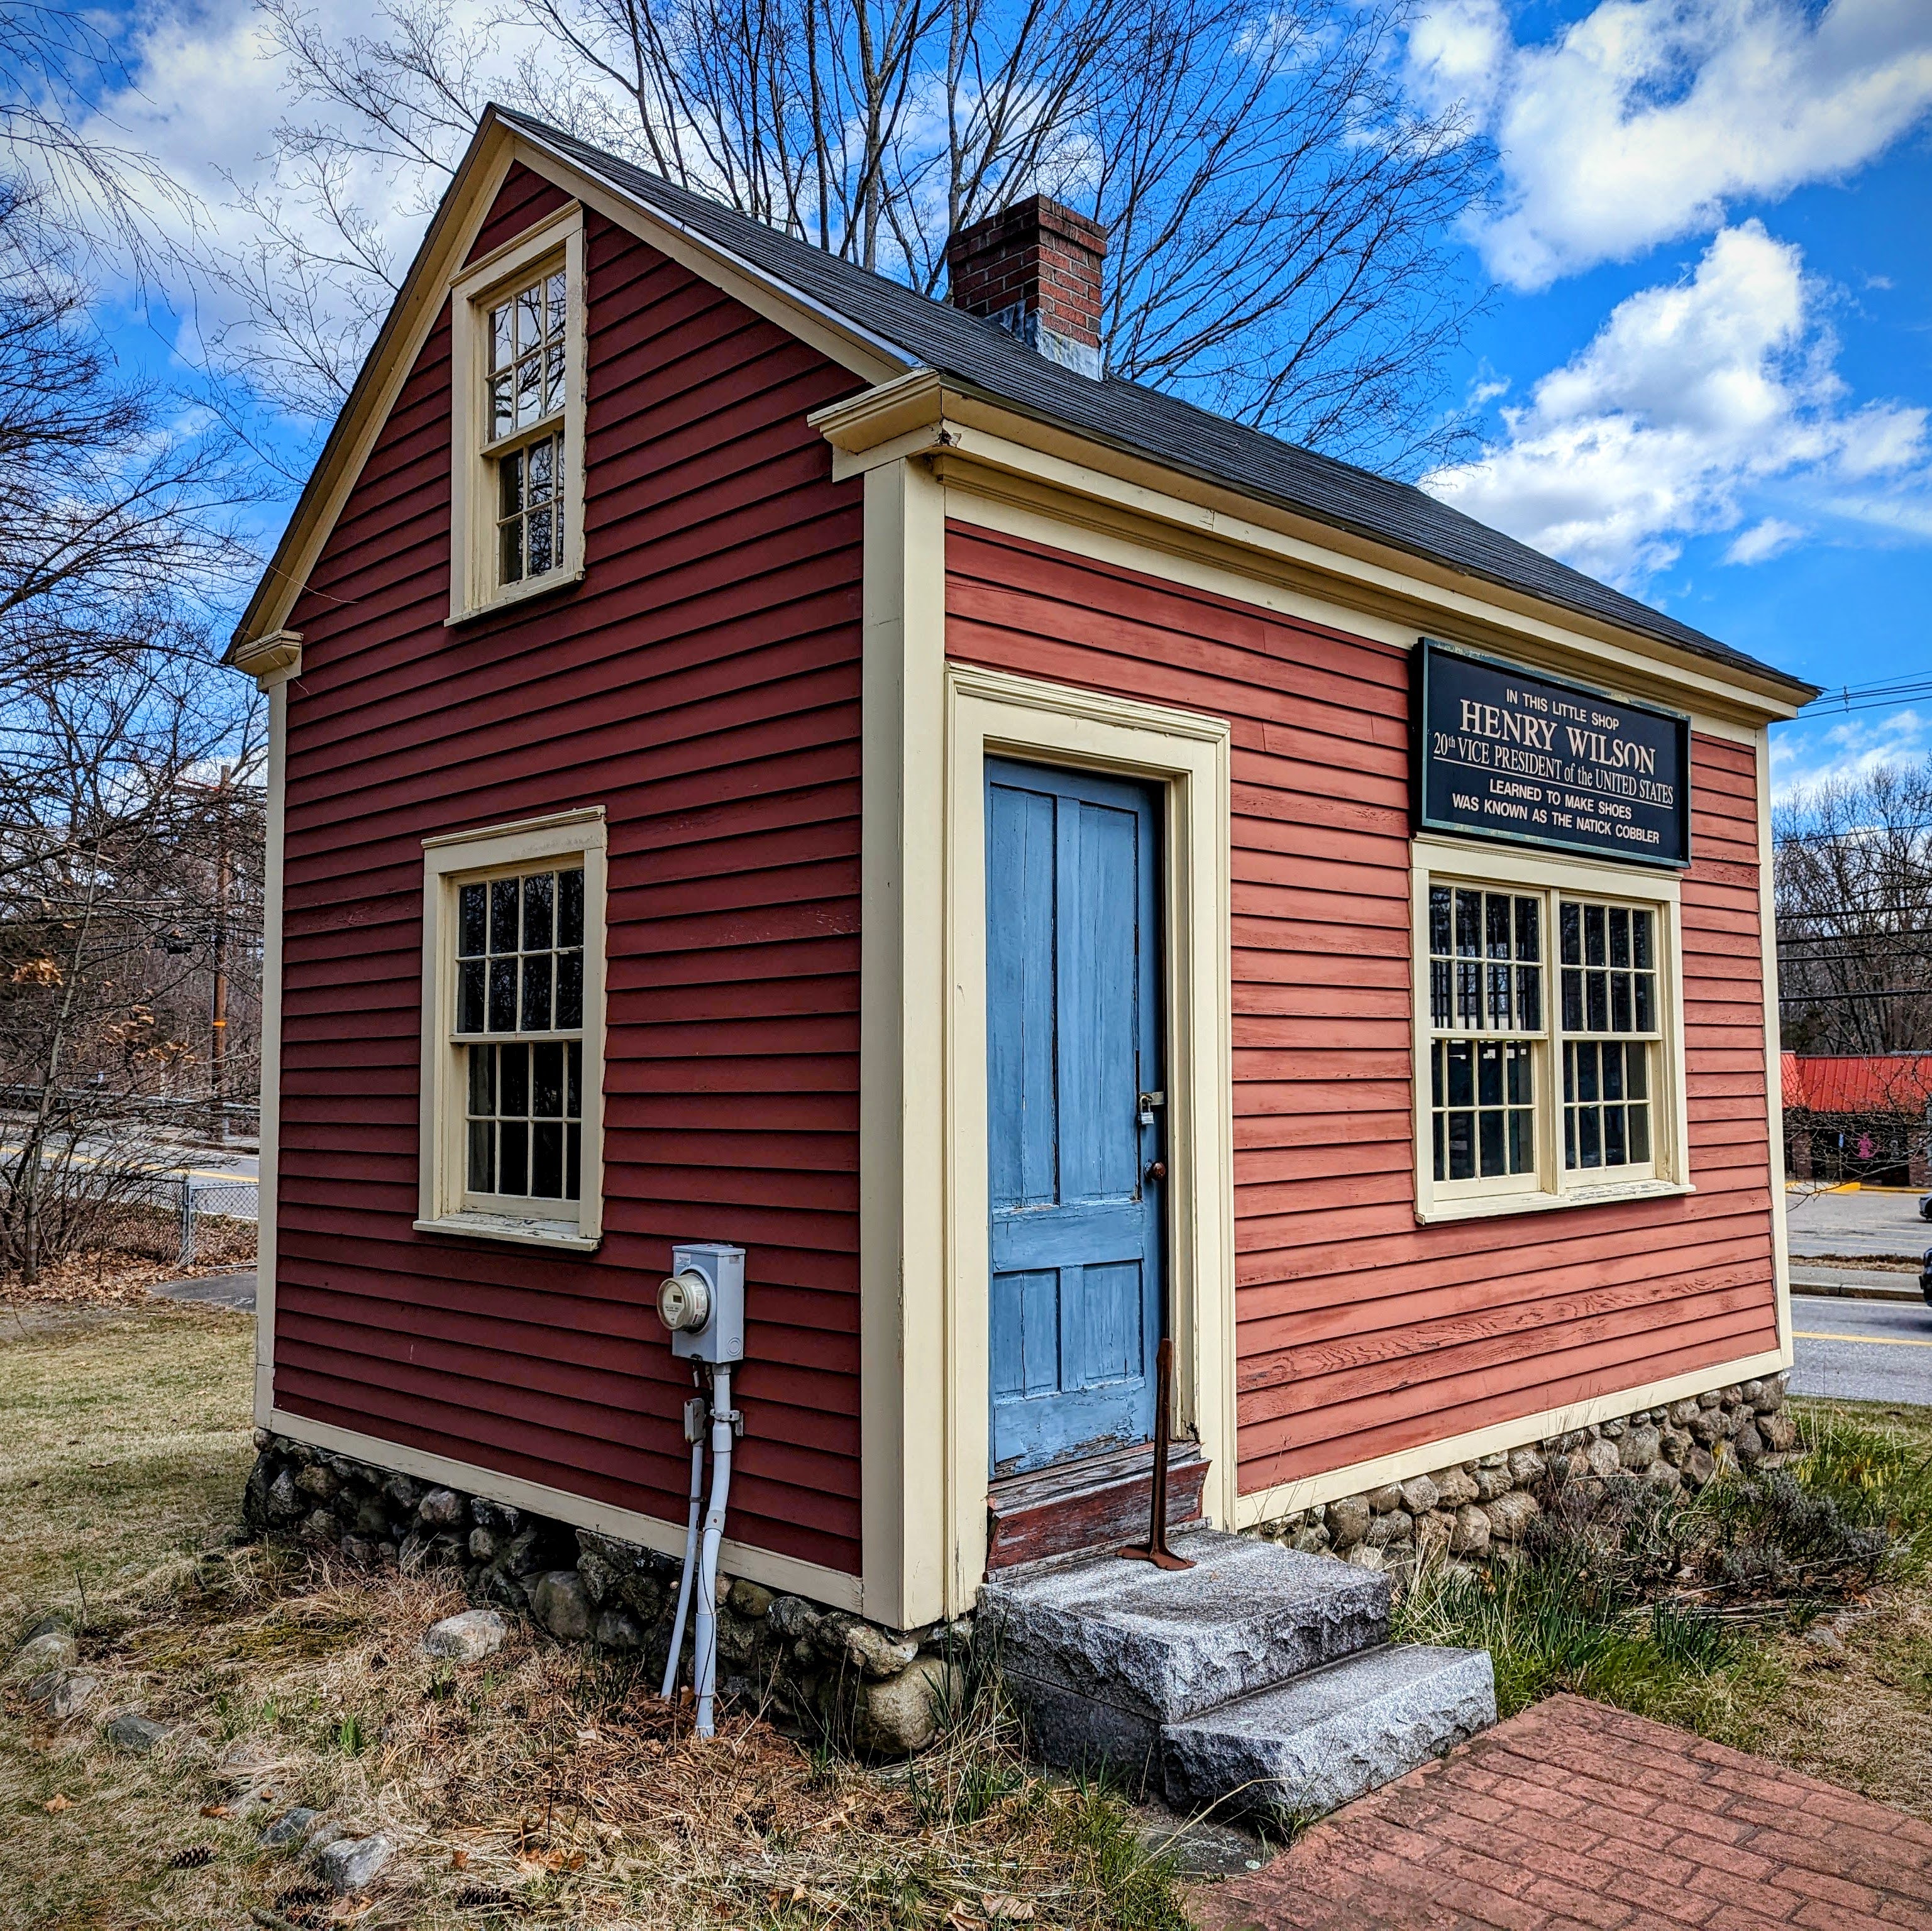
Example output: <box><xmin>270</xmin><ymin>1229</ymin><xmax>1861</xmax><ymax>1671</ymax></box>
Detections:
<box><xmin>986</xmin><ymin>758</ymin><xmax>1164</xmax><ymax>1479</ymax></box>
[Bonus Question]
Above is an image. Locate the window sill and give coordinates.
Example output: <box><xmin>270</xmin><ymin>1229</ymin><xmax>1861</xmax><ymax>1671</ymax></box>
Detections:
<box><xmin>414</xmin><ymin>1212</ymin><xmax>600</xmax><ymax>1252</ymax></box>
<box><xmin>446</xmin><ymin>566</ymin><xmax>585</xmax><ymax>629</ymax></box>
<box><xmin>1415</xmin><ymin>1178</ymin><xmax>1694</xmax><ymax>1225</ymax></box>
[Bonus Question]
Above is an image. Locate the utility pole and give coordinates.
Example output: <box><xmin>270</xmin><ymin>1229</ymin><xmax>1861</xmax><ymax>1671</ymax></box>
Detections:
<box><xmin>211</xmin><ymin>764</ymin><xmax>231</xmax><ymax>1143</ymax></box>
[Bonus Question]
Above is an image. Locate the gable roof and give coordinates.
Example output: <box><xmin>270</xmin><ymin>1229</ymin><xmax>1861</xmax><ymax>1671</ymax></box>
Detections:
<box><xmin>496</xmin><ymin>108</ymin><xmax>1811</xmax><ymax>698</ymax></box>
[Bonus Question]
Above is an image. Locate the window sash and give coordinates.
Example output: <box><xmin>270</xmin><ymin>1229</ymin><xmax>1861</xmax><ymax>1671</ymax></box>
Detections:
<box><xmin>1424</xmin><ymin>875</ymin><xmax>1671</xmax><ymax>1201</ymax></box>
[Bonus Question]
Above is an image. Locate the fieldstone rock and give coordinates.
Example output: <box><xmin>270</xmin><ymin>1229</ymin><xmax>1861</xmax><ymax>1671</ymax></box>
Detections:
<box><xmin>1345</xmin><ymin>1543</ymin><xmax>1387</xmax><ymax>1571</ymax></box>
<box><xmin>1325</xmin><ymin>1495</ymin><xmax>1372</xmax><ymax>1550</ymax></box>
<box><xmin>1733</xmin><ymin>1421</ymin><xmax>1767</xmax><ymax>1468</ymax></box>
<box><xmin>243</xmin><ymin>1456</ymin><xmax>272</xmax><ymax>1531</ymax></box>
<box><xmin>1289</xmin><ymin>1526</ymin><xmax>1331</xmax><ymax>1556</ymax></box>
<box><xmin>1684</xmin><ymin>1406</ymin><xmax>1731</xmax><ymax>1452</ymax></box>
<box><xmin>340</xmin><ymin>1534</ymin><xmax>382</xmax><ymax>1566</ymax></box>
<box><xmin>1620</xmin><ymin>1426</ymin><xmax>1660</xmax><ymax>1472</ymax></box>
<box><xmin>301</xmin><ymin>1509</ymin><xmax>336</xmax><ymax>1542</ymax></box>
<box><xmin>294</xmin><ymin>1463</ymin><xmax>339</xmax><ymax>1502</ymax></box>
<box><xmin>9</xmin><ymin>1630</ymin><xmax>77</xmax><ymax>1678</ymax></box>
<box><xmin>1740</xmin><ymin>1380</ymin><xmax>1763</xmax><ymax>1407</ymax></box>
<box><xmin>1506</xmin><ymin>1448</ymin><xmax>1545</xmax><ymax>1487</ymax></box>
<box><xmin>1659</xmin><ymin>1427</ymin><xmax>1692</xmax><ymax>1468</ymax></box>
<box><xmin>1719</xmin><ymin>1384</ymin><xmax>1744</xmax><ymax>1408</ymax></box>
<box><xmin>1667</xmin><ymin>1398</ymin><xmax>1699</xmax><ymax>1426</ymax></box>
<box><xmin>594</xmin><ymin>1608</ymin><xmax>643</xmax><ymax>1650</ymax></box>
<box><xmin>261</xmin><ymin>1807</ymin><xmax>319</xmax><ymax>1849</ymax></box>
<box><xmin>317</xmin><ymin>1833</ymin><xmax>395</xmax><ymax>1894</ymax></box>
<box><xmin>384</xmin><ymin>1474</ymin><xmax>424</xmax><ymax>1510</ymax></box>
<box><xmin>729</xmin><ymin>1579</ymin><xmax>774</xmax><ymax>1619</ymax></box>
<box><xmin>1472</xmin><ymin>1464</ymin><xmax>1515</xmax><ymax>1502</ymax></box>
<box><xmin>28</xmin><ymin>1670</ymin><xmax>99</xmax><ymax>1718</ymax></box>
<box><xmin>1432</xmin><ymin>1466</ymin><xmax>1479</xmax><ymax>1508</ymax></box>
<box><xmin>351</xmin><ymin>1496</ymin><xmax>389</xmax><ymax>1535</ymax></box>
<box><xmin>417</xmin><ymin>1488</ymin><xmax>464</xmax><ymax>1527</ymax></box>
<box><xmin>1485</xmin><ymin>1490</ymin><xmax>1540</xmax><ymax>1542</ymax></box>
<box><xmin>1599</xmin><ymin>1418</ymin><xmax>1625</xmax><ymax>1441</ymax></box>
<box><xmin>422</xmin><ymin>1609</ymin><xmax>506</xmax><ymax>1661</ymax></box>
<box><xmin>1415</xmin><ymin>1511</ymin><xmax>1454</xmax><ymax>1558</ymax></box>
<box><xmin>1398</xmin><ymin>1474</ymin><xmax>1440</xmax><ymax>1516</ymax></box>
<box><xmin>266</xmin><ymin>1468</ymin><xmax>303</xmax><ymax>1524</ymax></box>
<box><xmin>1646</xmin><ymin>1461</ymin><xmax>1683</xmax><ymax>1495</ymax></box>
<box><xmin>1583</xmin><ymin>1439</ymin><xmax>1623</xmax><ymax>1480</ymax></box>
<box><xmin>253</xmin><ymin>1426</ymin><xmax>275</xmax><ymax>1451</ymax></box>
<box><xmin>841</xmin><ymin>1619</ymin><xmax>920</xmax><ymax>1680</ymax></box>
<box><xmin>305</xmin><ymin>1819</ymin><xmax>348</xmax><ymax>1854</ymax></box>
<box><xmin>1753</xmin><ymin>1377</ymin><xmax>1787</xmax><ymax>1414</ymax></box>
<box><xmin>1698</xmin><ymin>1390</ymin><xmax>1722</xmax><ymax>1409</ymax></box>
<box><xmin>853</xmin><ymin>1656</ymin><xmax>958</xmax><ymax>1754</ymax></box>
<box><xmin>1682</xmin><ymin>1446</ymin><xmax>1716</xmax><ymax>1490</ymax></box>
<box><xmin>468</xmin><ymin>1527</ymin><xmax>499</xmax><ymax>1563</ymax></box>
<box><xmin>575</xmin><ymin>1545</ymin><xmax>623</xmax><ymax>1607</ymax></box>
<box><xmin>104</xmin><ymin>1712</ymin><xmax>168</xmax><ymax>1752</ymax></box>
<box><xmin>1365</xmin><ymin>1484</ymin><xmax>1403</xmax><ymax>1515</ymax></box>
<box><xmin>1449</xmin><ymin>1505</ymin><xmax>1491</xmax><ymax>1558</ymax></box>
<box><xmin>471</xmin><ymin>1497</ymin><xmax>519</xmax><ymax>1532</ymax></box>
<box><xmin>531</xmin><ymin>1571</ymin><xmax>592</xmax><ymax>1642</ymax></box>
<box><xmin>1759</xmin><ymin>1410</ymin><xmax>1798</xmax><ymax>1454</ymax></box>
<box><xmin>1366</xmin><ymin>1507</ymin><xmax>1413</xmax><ymax>1549</ymax></box>
<box><xmin>497</xmin><ymin>1526</ymin><xmax>549</xmax><ymax>1576</ymax></box>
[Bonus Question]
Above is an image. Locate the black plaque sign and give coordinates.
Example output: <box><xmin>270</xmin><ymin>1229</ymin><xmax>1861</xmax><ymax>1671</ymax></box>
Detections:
<box><xmin>1415</xmin><ymin>641</ymin><xmax>1691</xmax><ymax>868</ymax></box>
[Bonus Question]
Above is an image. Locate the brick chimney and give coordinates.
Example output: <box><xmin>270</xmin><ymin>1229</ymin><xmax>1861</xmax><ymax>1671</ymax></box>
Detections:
<box><xmin>946</xmin><ymin>195</ymin><xmax>1107</xmax><ymax>380</ymax></box>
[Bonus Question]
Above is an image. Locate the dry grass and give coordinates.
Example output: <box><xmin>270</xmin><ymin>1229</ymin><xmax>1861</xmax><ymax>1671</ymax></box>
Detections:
<box><xmin>2</xmin><ymin>1301</ymin><xmax>1191</xmax><ymax>1930</ymax></box>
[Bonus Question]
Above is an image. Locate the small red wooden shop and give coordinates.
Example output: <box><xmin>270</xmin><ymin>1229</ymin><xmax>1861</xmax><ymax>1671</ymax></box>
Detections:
<box><xmin>230</xmin><ymin>107</ymin><xmax>1815</xmax><ymax>1632</ymax></box>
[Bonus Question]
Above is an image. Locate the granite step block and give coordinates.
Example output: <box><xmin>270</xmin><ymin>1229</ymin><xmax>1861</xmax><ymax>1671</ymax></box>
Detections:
<box><xmin>980</xmin><ymin>1528</ymin><xmax>1390</xmax><ymax>1774</ymax></box>
<box><xmin>1161</xmin><ymin>1642</ymin><xmax>1497</xmax><ymax>1825</ymax></box>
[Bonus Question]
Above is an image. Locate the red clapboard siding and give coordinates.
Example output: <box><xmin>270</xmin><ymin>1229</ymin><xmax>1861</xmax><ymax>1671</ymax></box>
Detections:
<box><xmin>273</xmin><ymin>164</ymin><xmax>869</xmax><ymax>1575</ymax></box>
<box><xmin>945</xmin><ymin>520</ymin><xmax>1779</xmax><ymax>1500</ymax></box>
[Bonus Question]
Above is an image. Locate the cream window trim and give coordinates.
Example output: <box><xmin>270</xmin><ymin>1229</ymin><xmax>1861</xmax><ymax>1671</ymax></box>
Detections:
<box><xmin>418</xmin><ymin>808</ymin><xmax>607</xmax><ymax>1246</ymax></box>
<box><xmin>1410</xmin><ymin>834</ymin><xmax>1691</xmax><ymax>1225</ymax></box>
<box><xmin>447</xmin><ymin>204</ymin><xmax>588</xmax><ymax>624</ymax></box>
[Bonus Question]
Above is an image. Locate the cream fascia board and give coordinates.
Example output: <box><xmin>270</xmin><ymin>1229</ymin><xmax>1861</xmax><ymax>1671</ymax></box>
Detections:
<box><xmin>233</xmin><ymin>629</ymin><xmax>302</xmax><ymax>691</ymax></box>
<box><xmin>1408</xmin><ymin>834</ymin><xmax>1691</xmax><ymax>1226</ymax></box>
<box><xmin>447</xmin><ymin>204</ymin><xmax>587</xmax><ymax>624</ymax></box>
<box><xmin>230</xmin><ymin>110</ymin><xmax>909</xmax><ymax>656</ymax></box>
<box><xmin>811</xmin><ymin>374</ymin><xmax>1811</xmax><ymax>728</ymax></box>
<box><xmin>1233</xmin><ymin>1344</ymin><xmax>1791</xmax><ymax>1529</ymax></box>
<box><xmin>942</xmin><ymin>663</ymin><xmax>1237</xmax><ymax>1604</ymax></box>
<box><xmin>267</xmin><ymin>1406</ymin><xmax>863</xmax><ymax>1612</ymax></box>
<box><xmin>253</xmin><ymin>676</ymin><xmax>290</xmax><ymax>1426</ymax></box>
<box><xmin>418</xmin><ymin>808</ymin><xmax>608</xmax><ymax>1245</ymax></box>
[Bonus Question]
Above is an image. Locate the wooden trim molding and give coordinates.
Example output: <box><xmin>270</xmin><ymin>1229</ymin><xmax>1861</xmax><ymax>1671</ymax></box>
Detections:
<box><xmin>233</xmin><ymin>629</ymin><xmax>302</xmax><ymax>691</ymax></box>
<box><xmin>264</xmin><ymin>1407</ymin><xmax>864</xmax><ymax>1612</ymax></box>
<box><xmin>1755</xmin><ymin>726</ymin><xmax>1796</xmax><ymax>1361</ymax></box>
<box><xmin>253</xmin><ymin>676</ymin><xmax>290</xmax><ymax>1426</ymax></box>
<box><xmin>416</xmin><ymin>808</ymin><xmax>609</xmax><ymax>1247</ymax></box>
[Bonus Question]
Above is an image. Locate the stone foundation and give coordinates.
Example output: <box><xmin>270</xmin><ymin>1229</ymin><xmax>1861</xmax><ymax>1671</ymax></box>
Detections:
<box><xmin>1251</xmin><ymin>1374</ymin><xmax>1795</xmax><ymax>1583</ymax></box>
<box><xmin>240</xmin><ymin>1433</ymin><xmax>963</xmax><ymax>1753</ymax></box>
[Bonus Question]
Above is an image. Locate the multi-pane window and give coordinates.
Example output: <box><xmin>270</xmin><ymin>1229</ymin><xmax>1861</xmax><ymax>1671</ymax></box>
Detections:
<box><xmin>1559</xmin><ymin>900</ymin><xmax>1657</xmax><ymax>1174</ymax></box>
<box><xmin>1427</xmin><ymin>886</ymin><xmax>1542</xmax><ymax>1184</ymax></box>
<box><xmin>455</xmin><ymin>867</ymin><xmax>585</xmax><ymax>1205</ymax></box>
<box><xmin>485</xmin><ymin>267</ymin><xmax>568</xmax><ymax>588</ymax></box>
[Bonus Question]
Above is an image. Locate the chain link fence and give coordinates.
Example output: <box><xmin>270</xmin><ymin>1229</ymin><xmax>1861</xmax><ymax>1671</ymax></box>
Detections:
<box><xmin>175</xmin><ymin>1175</ymin><xmax>259</xmax><ymax>1267</ymax></box>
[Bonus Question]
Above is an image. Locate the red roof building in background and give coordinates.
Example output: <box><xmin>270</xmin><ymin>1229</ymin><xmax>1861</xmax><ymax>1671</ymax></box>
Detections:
<box><xmin>1782</xmin><ymin>1054</ymin><xmax>1932</xmax><ymax>1187</ymax></box>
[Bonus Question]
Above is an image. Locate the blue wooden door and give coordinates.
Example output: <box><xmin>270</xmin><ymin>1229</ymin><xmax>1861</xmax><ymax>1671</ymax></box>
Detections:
<box><xmin>986</xmin><ymin>758</ymin><xmax>1165</xmax><ymax>1478</ymax></box>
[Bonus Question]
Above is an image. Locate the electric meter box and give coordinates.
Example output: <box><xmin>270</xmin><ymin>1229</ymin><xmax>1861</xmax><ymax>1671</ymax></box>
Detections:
<box><xmin>666</xmin><ymin>1241</ymin><xmax>745</xmax><ymax>1364</ymax></box>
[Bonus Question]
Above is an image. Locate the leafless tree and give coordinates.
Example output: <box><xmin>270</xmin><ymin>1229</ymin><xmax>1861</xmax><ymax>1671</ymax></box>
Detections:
<box><xmin>213</xmin><ymin>0</ymin><xmax>1492</xmax><ymax>474</ymax></box>
<box><xmin>1775</xmin><ymin>759</ymin><xmax>1932</xmax><ymax>1057</ymax></box>
<box><xmin>0</xmin><ymin>174</ymin><xmax>264</xmax><ymax>1282</ymax></box>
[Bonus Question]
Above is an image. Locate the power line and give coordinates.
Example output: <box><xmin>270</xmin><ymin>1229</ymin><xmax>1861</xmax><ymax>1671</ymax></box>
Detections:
<box><xmin>1779</xmin><ymin>988</ymin><xmax>1932</xmax><ymax>1003</ymax></box>
<box><xmin>1799</xmin><ymin>674</ymin><xmax>1932</xmax><ymax>717</ymax></box>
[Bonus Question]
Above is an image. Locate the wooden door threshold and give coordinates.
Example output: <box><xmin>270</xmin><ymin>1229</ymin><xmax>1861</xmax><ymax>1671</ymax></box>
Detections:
<box><xmin>986</xmin><ymin>1439</ymin><xmax>1208</xmax><ymax>1573</ymax></box>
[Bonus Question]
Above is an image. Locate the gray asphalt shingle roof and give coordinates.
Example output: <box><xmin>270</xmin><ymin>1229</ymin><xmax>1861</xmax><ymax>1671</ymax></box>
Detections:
<box><xmin>504</xmin><ymin>109</ymin><xmax>1807</xmax><ymax>692</ymax></box>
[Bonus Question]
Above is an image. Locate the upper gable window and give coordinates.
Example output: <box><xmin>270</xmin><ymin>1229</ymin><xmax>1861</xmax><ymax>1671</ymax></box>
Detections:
<box><xmin>448</xmin><ymin>203</ymin><xmax>586</xmax><ymax>622</ymax></box>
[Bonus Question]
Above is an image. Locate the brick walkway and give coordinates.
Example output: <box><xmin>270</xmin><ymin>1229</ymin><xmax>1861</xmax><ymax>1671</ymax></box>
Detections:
<box><xmin>1192</xmin><ymin>1693</ymin><xmax>1932</xmax><ymax>1930</ymax></box>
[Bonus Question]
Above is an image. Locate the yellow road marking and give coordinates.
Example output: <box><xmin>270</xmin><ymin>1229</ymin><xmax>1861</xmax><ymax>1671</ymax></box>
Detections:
<box><xmin>0</xmin><ymin>1146</ymin><xmax>254</xmax><ymax>1185</ymax></box>
<box><xmin>1793</xmin><ymin>1329</ymin><xmax>1932</xmax><ymax>1349</ymax></box>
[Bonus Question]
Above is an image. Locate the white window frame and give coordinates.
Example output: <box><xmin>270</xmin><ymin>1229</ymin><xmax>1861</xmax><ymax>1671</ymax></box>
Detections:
<box><xmin>1410</xmin><ymin>834</ymin><xmax>1691</xmax><ymax>1224</ymax></box>
<box><xmin>447</xmin><ymin>203</ymin><xmax>587</xmax><ymax>624</ymax></box>
<box><xmin>417</xmin><ymin>808</ymin><xmax>607</xmax><ymax>1250</ymax></box>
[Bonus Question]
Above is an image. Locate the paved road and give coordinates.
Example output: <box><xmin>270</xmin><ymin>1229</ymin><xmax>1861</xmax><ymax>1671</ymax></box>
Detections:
<box><xmin>1784</xmin><ymin>1184</ymin><xmax>1931</xmax><ymax>1262</ymax></box>
<box><xmin>1789</xmin><ymin>1291</ymin><xmax>1932</xmax><ymax>1405</ymax></box>
<box><xmin>150</xmin><ymin>1270</ymin><xmax>257</xmax><ymax>1312</ymax></box>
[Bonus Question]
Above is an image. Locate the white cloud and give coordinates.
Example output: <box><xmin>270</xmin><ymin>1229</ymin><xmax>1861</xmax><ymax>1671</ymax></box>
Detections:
<box><xmin>1409</xmin><ymin>0</ymin><xmax>1932</xmax><ymax>290</ymax></box>
<box><xmin>1772</xmin><ymin>706</ymin><xmax>1932</xmax><ymax>800</ymax></box>
<box><xmin>1424</xmin><ymin>221</ymin><xmax>1929</xmax><ymax>585</ymax></box>
<box><xmin>1725</xmin><ymin>517</ymin><xmax>1804</xmax><ymax>564</ymax></box>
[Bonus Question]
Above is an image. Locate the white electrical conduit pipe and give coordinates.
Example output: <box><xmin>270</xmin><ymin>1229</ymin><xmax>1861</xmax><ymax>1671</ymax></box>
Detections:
<box><xmin>692</xmin><ymin>1361</ymin><xmax>736</xmax><ymax>1738</ymax></box>
<box><xmin>659</xmin><ymin>1396</ymin><xmax>707</xmax><ymax>1702</ymax></box>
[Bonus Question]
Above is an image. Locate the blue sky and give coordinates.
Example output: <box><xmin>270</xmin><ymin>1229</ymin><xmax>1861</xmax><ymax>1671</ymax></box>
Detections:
<box><xmin>70</xmin><ymin>0</ymin><xmax>1932</xmax><ymax>796</ymax></box>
